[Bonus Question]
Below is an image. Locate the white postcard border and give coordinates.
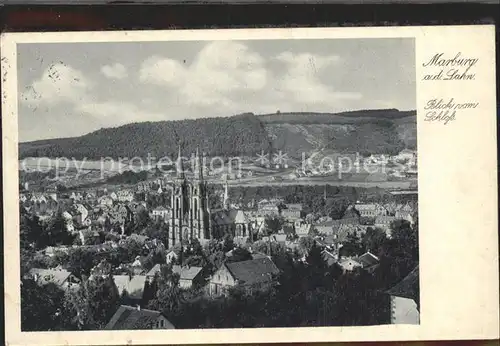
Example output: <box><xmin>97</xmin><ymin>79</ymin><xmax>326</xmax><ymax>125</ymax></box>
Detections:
<box><xmin>2</xmin><ymin>26</ymin><xmax>499</xmax><ymax>345</ymax></box>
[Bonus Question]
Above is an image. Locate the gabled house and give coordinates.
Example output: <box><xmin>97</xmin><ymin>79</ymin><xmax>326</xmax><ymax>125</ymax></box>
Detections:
<box><xmin>356</xmin><ymin>251</ymin><xmax>380</xmax><ymax>272</ymax></box>
<box><xmin>338</xmin><ymin>257</ymin><xmax>363</xmax><ymax>272</ymax></box>
<box><xmin>172</xmin><ymin>265</ymin><xmax>204</xmax><ymax>289</ymax></box>
<box><xmin>354</xmin><ymin>203</ymin><xmax>388</xmax><ymax>218</ymax></box>
<box><xmin>321</xmin><ymin>249</ymin><xmax>338</xmax><ymax>266</ymax></box>
<box><xmin>150</xmin><ymin>206</ymin><xmax>171</xmax><ymax>221</ymax></box>
<box><xmin>130</xmin><ymin>256</ymin><xmax>147</xmax><ymax>275</ymax></box>
<box><xmin>395</xmin><ymin>210</ymin><xmax>415</xmax><ymax>225</ymax></box>
<box><xmin>146</xmin><ymin>264</ymin><xmax>162</xmax><ymax>283</ymax></box>
<box><xmin>112</xmin><ymin>275</ymin><xmax>147</xmax><ymax>302</ymax></box>
<box><xmin>374</xmin><ymin>216</ymin><xmax>397</xmax><ymax>237</ymax></box>
<box><xmin>116</xmin><ymin>190</ymin><xmax>134</xmax><ymax>203</ymax></box>
<box><xmin>208</xmin><ymin>257</ymin><xmax>279</xmax><ymax>297</ymax></box>
<box><xmin>386</xmin><ymin>266</ymin><xmax>420</xmax><ymax>325</ymax></box>
<box><xmin>98</xmin><ymin>196</ymin><xmax>114</xmax><ymax>207</ymax></box>
<box><xmin>166</xmin><ymin>250</ymin><xmax>179</xmax><ymax>264</ymax></box>
<box><xmin>105</xmin><ymin>305</ymin><xmax>175</xmax><ymax>330</ymax></box>
<box><xmin>27</xmin><ymin>268</ymin><xmax>80</xmax><ymax>291</ymax></box>
<box><xmin>281</xmin><ymin>203</ymin><xmax>303</xmax><ymax>220</ymax></box>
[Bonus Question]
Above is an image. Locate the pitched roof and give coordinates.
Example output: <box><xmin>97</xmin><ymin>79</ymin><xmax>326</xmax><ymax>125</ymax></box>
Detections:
<box><xmin>284</xmin><ymin>204</ymin><xmax>303</xmax><ymax>211</ymax></box>
<box><xmin>321</xmin><ymin>250</ymin><xmax>337</xmax><ymax>266</ymax></box>
<box><xmin>356</xmin><ymin>252</ymin><xmax>380</xmax><ymax>267</ymax></box>
<box><xmin>105</xmin><ymin>305</ymin><xmax>174</xmax><ymax>330</ymax></box>
<box><xmin>172</xmin><ymin>265</ymin><xmax>203</xmax><ymax>280</ymax></box>
<box><xmin>233</xmin><ymin>210</ymin><xmax>248</xmax><ymax>224</ymax></box>
<box><xmin>271</xmin><ymin>234</ymin><xmax>287</xmax><ymax>242</ymax></box>
<box><xmin>153</xmin><ymin>206</ymin><xmax>169</xmax><ymax>212</ymax></box>
<box><xmin>146</xmin><ymin>264</ymin><xmax>162</xmax><ymax>277</ymax></box>
<box><xmin>354</xmin><ymin>203</ymin><xmax>378</xmax><ymax>211</ymax></box>
<box><xmin>112</xmin><ymin>275</ymin><xmax>147</xmax><ymax>300</ymax></box>
<box><xmin>386</xmin><ymin>265</ymin><xmax>419</xmax><ymax>302</ymax></box>
<box><xmin>225</xmin><ymin>258</ymin><xmax>279</xmax><ymax>286</ymax></box>
<box><xmin>342</xmin><ymin>207</ymin><xmax>360</xmax><ymax>219</ymax></box>
<box><xmin>375</xmin><ymin>216</ymin><xmax>396</xmax><ymax>224</ymax></box>
<box><xmin>28</xmin><ymin>268</ymin><xmax>73</xmax><ymax>286</ymax></box>
<box><xmin>211</xmin><ymin>209</ymin><xmax>249</xmax><ymax>225</ymax></box>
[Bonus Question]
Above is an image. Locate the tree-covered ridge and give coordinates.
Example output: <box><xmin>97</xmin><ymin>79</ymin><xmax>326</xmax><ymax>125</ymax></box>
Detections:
<box><xmin>20</xmin><ymin>113</ymin><xmax>271</xmax><ymax>160</ymax></box>
<box><xmin>259</xmin><ymin>109</ymin><xmax>416</xmax><ymax>124</ymax></box>
<box><xmin>19</xmin><ymin>109</ymin><xmax>416</xmax><ymax>160</ymax></box>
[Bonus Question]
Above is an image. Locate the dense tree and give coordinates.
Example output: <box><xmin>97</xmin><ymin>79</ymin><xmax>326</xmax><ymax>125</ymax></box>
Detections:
<box><xmin>263</xmin><ymin>216</ymin><xmax>285</xmax><ymax>236</ymax></box>
<box><xmin>203</xmin><ymin>240</ymin><xmax>226</xmax><ymax>274</ymax></box>
<box><xmin>339</xmin><ymin>232</ymin><xmax>364</xmax><ymax>257</ymax></box>
<box><xmin>362</xmin><ymin>227</ymin><xmax>388</xmax><ymax>256</ymax></box>
<box><xmin>65</xmin><ymin>275</ymin><xmax>120</xmax><ymax>330</ymax></box>
<box><xmin>226</xmin><ymin>247</ymin><xmax>252</xmax><ymax>263</ymax></box>
<box><xmin>298</xmin><ymin>236</ymin><xmax>315</xmax><ymax>256</ymax></box>
<box><xmin>20</xmin><ymin>113</ymin><xmax>271</xmax><ymax>160</ymax></box>
<box><xmin>20</xmin><ymin>212</ymin><xmax>44</xmax><ymax>250</ymax></box>
<box><xmin>66</xmin><ymin>247</ymin><xmax>99</xmax><ymax>279</ymax></box>
<box><xmin>44</xmin><ymin>211</ymin><xmax>77</xmax><ymax>246</ymax></box>
<box><xmin>148</xmin><ymin>265</ymin><xmax>183</xmax><ymax>317</ymax></box>
<box><xmin>133</xmin><ymin>208</ymin><xmax>151</xmax><ymax>233</ymax></box>
<box><xmin>21</xmin><ymin>279</ymin><xmax>69</xmax><ymax>331</ymax></box>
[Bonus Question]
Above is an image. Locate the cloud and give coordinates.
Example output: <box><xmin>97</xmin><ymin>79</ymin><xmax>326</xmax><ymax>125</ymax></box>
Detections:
<box><xmin>274</xmin><ymin>52</ymin><xmax>361</xmax><ymax>103</ymax></box>
<box><xmin>21</xmin><ymin>42</ymin><xmax>365</xmax><ymax>140</ymax></box>
<box><xmin>139</xmin><ymin>41</ymin><xmax>268</xmax><ymax>108</ymax></box>
<box><xmin>20</xmin><ymin>63</ymin><xmax>90</xmax><ymax>105</ymax></box>
<box><xmin>21</xmin><ymin>62</ymin><xmax>163</xmax><ymax>129</ymax></box>
<box><xmin>76</xmin><ymin>101</ymin><xmax>165</xmax><ymax>127</ymax></box>
<box><xmin>139</xmin><ymin>41</ymin><xmax>361</xmax><ymax>114</ymax></box>
<box><xmin>101</xmin><ymin>63</ymin><xmax>128</xmax><ymax>79</ymax></box>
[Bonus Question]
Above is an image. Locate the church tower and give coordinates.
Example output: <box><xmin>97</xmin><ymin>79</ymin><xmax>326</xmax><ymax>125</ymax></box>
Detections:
<box><xmin>169</xmin><ymin>145</ymin><xmax>188</xmax><ymax>247</ymax></box>
<box><xmin>190</xmin><ymin>148</ymin><xmax>209</xmax><ymax>240</ymax></box>
<box><xmin>168</xmin><ymin>146</ymin><xmax>211</xmax><ymax>248</ymax></box>
<box><xmin>223</xmin><ymin>180</ymin><xmax>229</xmax><ymax>210</ymax></box>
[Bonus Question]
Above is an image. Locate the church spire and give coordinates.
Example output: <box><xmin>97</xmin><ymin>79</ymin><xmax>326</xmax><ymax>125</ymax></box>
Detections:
<box><xmin>223</xmin><ymin>180</ymin><xmax>229</xmax><ymax>210</ymax></box>
<box><xmin>176</xmin><ymin>144</ymin><xmax>185</xmax><ymax>180</ymax></box>
<box><xmin>196</xmin><ymin>147</ymin><xmax>204</xmax><ymax>181</ymax></box>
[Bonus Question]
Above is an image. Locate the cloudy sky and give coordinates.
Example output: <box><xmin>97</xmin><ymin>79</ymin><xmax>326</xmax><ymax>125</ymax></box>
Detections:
<box><xmin>17</xmin><ymin>38</ymin><xmax>415</xmax><ymax>142</ymax></box>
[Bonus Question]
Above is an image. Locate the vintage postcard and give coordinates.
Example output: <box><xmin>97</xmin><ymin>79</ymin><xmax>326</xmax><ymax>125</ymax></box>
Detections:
<box><xmin>1</xmin><ymin>26</ymin><xmax>498</xmax><ymax>345</ymax></box>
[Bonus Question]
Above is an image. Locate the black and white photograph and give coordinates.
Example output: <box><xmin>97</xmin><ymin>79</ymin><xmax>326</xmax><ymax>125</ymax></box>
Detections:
<box><xmin>14</xmin><ymin>36</ymin><xmax>421</xmax><ymax>332</ymax></box>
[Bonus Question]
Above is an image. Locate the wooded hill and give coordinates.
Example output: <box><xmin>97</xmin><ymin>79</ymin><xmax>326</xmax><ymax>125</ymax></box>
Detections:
<box><xmin>19</xmin><ymin>109</ymin><xmax>416</xmax><ymax>160</ymax></box>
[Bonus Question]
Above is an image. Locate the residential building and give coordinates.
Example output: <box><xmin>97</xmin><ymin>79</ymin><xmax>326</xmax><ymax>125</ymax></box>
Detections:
<box><xmin>386</xmin><ymin>266</ymin><xmax>420</xmax><ymax>325</ymax></box>
<box><xmin>295</xmin><ymin>222</ymin><xmax>312</xmax><ymax>237</ymax></box>
<box><xmin>151</xmin><ymin>206</ymin><xmax>171</xmax><ymax>221</ymax></box>
<box><xmin>338</xmin><ymin>257</ymin><xmax>363</xmax><ymax>272</ymax></box>
<box><xmin>281</xmin><ymin>204</ymin><xmax>303</xmax><ymax>220</ymax></box>
<box><xmin>395</xmin><ymin>210</ymin><xmax>415</xmax><ymax>225</ymax></box>
<box><xmin>321</xmin><ymin>250</ymin><xmax>338</xmax><ymax>266</ymax></box>
<box><xmin>146</xmin><ymin>264</ymin><xmax>162</xmax><ymax>283</ymax></box>
<box><xmin>374</xmin><ymin>216</ymin><xmax>397</xmax><ymax>237</ymax></box>
<box><xmin>166</xmin><ymin>250</ymin><xmax>178</xmax><ymax>264</ymax></box>
<box><xmin>27</xmin><ymin>268</ymin><xmax>80</xmax><ymax>291</ymax></box>
<box><xmin>172</xmin><ymin>265</ymin><xmax>204</xmax><ymax>289</ymax></box>
<box><xmin>98</xmin><ymin>196</ymin><xmax>114</xmax><ymax>207</ymax></box>
<box><xmin>354</xmin><ymin>203</ymin><xmax>388</xmax><ymax>218</ymax></box>
<box><xmin>105</xmin><ymin>305</ymin><xmax>175</xmax><ymax>330</ymax></box>
<box><xmin>356</xmin><ymin>251</ymin><xmax>380</xmax><ymax>272</ymax></box>
<box><xmin>117</xmin><ymin>190</ymin><xmax>135</xmax><ymax>203</ymax></box>
<box><xmin>112</xmin><ymin>275</ymin><xmax>147</xmax><ymax>302</ymax></box>
<box><xmin>73</xmin><ymin>203</ymin><xmax>89</xmax><ymax>225</ymax></box>
<box><xmin>208</xmin><ymin>257</ymin><xmax>279</xmax><ymax>297</ymax></box>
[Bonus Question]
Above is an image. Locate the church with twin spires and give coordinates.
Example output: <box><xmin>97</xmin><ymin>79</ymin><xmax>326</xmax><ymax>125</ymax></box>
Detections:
<box><xmin>168</xmin><ymin>146</ymin><xmax>211</xmax><ymax>247</ymax></box>
<box><xmin>167</xmin><ymin>146</ymin><xmax>253</xmax><ymax>248</ymax></box>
